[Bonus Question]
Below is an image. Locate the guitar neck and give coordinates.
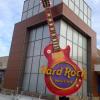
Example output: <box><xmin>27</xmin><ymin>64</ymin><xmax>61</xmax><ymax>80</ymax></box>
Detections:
<box><xmin>45</xmin><ymin>7</ymin><xmax>60</xmax><ymax>52</ymax></box>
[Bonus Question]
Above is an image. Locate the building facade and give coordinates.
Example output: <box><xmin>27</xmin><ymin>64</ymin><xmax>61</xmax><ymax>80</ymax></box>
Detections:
<box><xmin>95</xmin><ymin>49</ymin><xmax>100</xmax><ymax>96</ymax></box>
<box><xmin>3</xmin><ymin>0</ymin><xmax>99</xmax><ymax>99</ymax></box>
<box><xmin>0</xmin><ymin>56</ymin><xmax>8</xmax><ymax>88</ymax></box>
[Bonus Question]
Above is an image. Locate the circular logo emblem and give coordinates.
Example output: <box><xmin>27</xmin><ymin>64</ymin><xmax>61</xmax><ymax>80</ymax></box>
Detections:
<box><xmin>50</xmin><ymin>62</ymin><xmax>77</xmax><ymax>89</ymax></box>
<box><xmin>45</xmin><ymin>62</ymin><xmax>83</xmax><ymax>96</ymax></box>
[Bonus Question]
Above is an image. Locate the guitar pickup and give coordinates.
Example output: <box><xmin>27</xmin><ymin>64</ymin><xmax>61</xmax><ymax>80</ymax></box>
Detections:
<box><xmin>52</xmin><ymin>51</ymin><xmax>64</xmax><ymax>60</ymax></box>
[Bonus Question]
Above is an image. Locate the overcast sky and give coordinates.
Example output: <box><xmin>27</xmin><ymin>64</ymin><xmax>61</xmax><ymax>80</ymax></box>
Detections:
<box><xmin>0</xmin><ymin>0</ymin><xmax>100</xmax><ymax>57</ymax></box>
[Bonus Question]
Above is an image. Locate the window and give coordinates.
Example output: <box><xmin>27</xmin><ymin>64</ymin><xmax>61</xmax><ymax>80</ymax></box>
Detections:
<box><xmin>69</xmin><ymin>0</ymin><xmax>74</xmax><ymax>11</ymax></box>
<box><xmin>77</xmin><ymin>86</ymin><xmax>83</xmax><ymax>97</ymax></box>
<box><xmin>37</xmin><ymin>74</ymin><xmax>45</xmax><ymax>94</ymax></box>
<box><xmin>83</xmin><ymin>64</ymin><xmax>87</xmax><ymax>68</ymax></box>
<box><xmin>83</xmin><ymin>50</ymin><xmax>87</xmax><ymax>64</ymax></box>
<box><xmin>33</xmin><ymin>6</ymin><xmax>39</xmax><ymax>16</ymax></box>
<box><xmin>60</xmin><ymin>21</ymin><xmax>67</xmax><ymax>38</ymax></box>
<box><xmin>84</xmin><ymin>15</ymin><xmax>88</xmax><ymax>24</ymax></box>
<box><xmin>63</xmin><ymin>0</ymin><xmax>68</xmax><ymax>6</ymax></box>
<box><xmin>23</xmin><ymin>0</ymin><xmax>29</xmax><ymax>12</ymax></box>
<box><xmin>88</xmin><ymin>8</ymin><xmax>91</xmax><ymax>19</ymax></box>
<box><xmin>22</xmin><ymin>74</ymin><xmax>30</xmax><ymax>91</ymax></box>
<box><xmin>22</xmin><ymin>12</ymin><xmax>27</xmax><ymax>21</ymax></box>
<box><xmin>71</xmin><ymin>0</ymin><xmax>74</xmax><ymax>3</ymax></box>
<box><xmin>27</xmin><ymin>42</ymin><xmax>34</xmax><ymax>57</ymax></box>
<box><xmin>27</xmin><ymin>9</ymin><xmax>33</xmax><ymax>18</ymax></box>
<box><xmin>31</xmin><ymin>56</ymin><xmax>40</xmax><ymax>73</ymax></box>
<box><xmin>67</xmin><ymin>25</ymin><xmax>73</xmax><ymax>41</ymax></box>
<box><xmin>34</xmin><ymin>40</ymin><xmax>42</xmax><ymax>56</ymax></box>
<box><xmin>54</xmin><ymin>0</ymin><xmax>61</xmax><ymax>5</ymax></box>
<box><xmin>79</xmin><ymin>11</ymin><xmax>84</xmax><ymax>20</ymax></box>
<box><xmin>75</xmin><ymin>0</ymin><xmax>79</xmax><ymax>7</ymax></box>
<box><xmin>28</xmin><ymin>0</ymin><xmax>34</xmax><ymax>9</ymax></box>
<box><xmin>78</xmin><ymin>47</ymin><xmax>82</xmax><ymax>62</ymax></box>
<box><xmin>41</xmin><ymin>38</ymin><xmax>50</xmax><ymax>55</ymax></box>
<box><xmin>79</xmin><ymin>34</ymin><xmax>82</xmax><ymax>47</ymax></box>
<box><xmin>80</xmin><ymin>0</ymin><xmax>84</xmax><ymax>12</ymax></box>
<box><xmin>97</xmin><ymin>76</ymin><xmax>100</xmax><ymax>93</ymax></box>
<box><xmin>84</xmin><ymin>3</ymin><xmax>88</xmax><ymax>16</ymax></box>
<box><xmin>83</xmin><ymin>81</ymin><xmax>87</xmax><ymax>96</ymax></box>
<box><xmin>55</xmin><ymin>21</ymin><xmax>60</xmax><ymax>34</ymax></box>
<box><xmin>88</xmin><ymin>19</ymin><xmax>91</xmax><ymax>27</ymax></box>
<box><xmin>36</xmin><ymin>26</ymin><xmax>43</xmax><ymax>40</ymax></box>
<box><xmin>34</xmin><ymin>0</ymin><xmax>40</xmax><ymax>6</ymax></box>
<box><xmin>25</xmin><ymin>57</ymin><xmax>32</xmax><ymax>73</ymax></box>
<box><xmin>59</xmin><ymin>36</ymin><xmax>67</xmax><ymax>49</ymax></box>
<box><xmin>43</xmin><ymin>25</ymin><xmax>49</xmax><ymax>38</ymax></box>
<box><xmin>82</xmin><ymin>37</ymin><xmax>87</xmax><ymax>49</ymax></box>
<box><xmin>73</xmin><ymin>29</ymin><xmax>78</xmax><ymax>44</ymax></box>
<box><xmin>78</xmin><ymin>62</ymin><xmax>83</xmax><ymax>70</ymax></box>
<box><xmin>29</xmin><ymin>74</ymin><xmax>38</xmax><ymax>92</ymax></box>
<box><xmin>0</xmin><ymin>62</ymin><xmax>2</xmax><ymax>67</ymax></box>
<box><xmin>75</xmin><ymin>6</ymin><xmax>79</xmax><ymax>16</ymax></box>
<box><xmin>39</xmin><ymin>3</ymin><xmax>44</xmax><ymax>13</ymax></box>
<box><xmin>40</xmin><ymin>56</ymin><xmax>48</xmax><ymax>73</ymax></box>
<box><xmin>67</xmin><ymin>40</ymin><xmax>72</xmax><ymax>57</ymax></box>
<box><xmin>73</xmin><ymin>44</ymin><xmax>78</xmax><ymax>60</ymax></box>
<box><xmin>29</xmin><ymin>29</ymin><xmax>36</xmax><ymax>42</ymax></box>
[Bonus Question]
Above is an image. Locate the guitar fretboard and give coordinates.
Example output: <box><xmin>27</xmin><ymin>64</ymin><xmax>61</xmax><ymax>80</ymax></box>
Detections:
<box><xmin>45</xmin><ymin>8</ymin><xmax>60</xmax><ymax>52</ymax></box>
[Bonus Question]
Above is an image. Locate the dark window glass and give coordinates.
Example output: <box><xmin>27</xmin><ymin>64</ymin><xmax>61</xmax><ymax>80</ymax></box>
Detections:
<box><xmin>97</xmin><ymin>76</ymin><xmax>100</xmax><ymax>93</ymax></box>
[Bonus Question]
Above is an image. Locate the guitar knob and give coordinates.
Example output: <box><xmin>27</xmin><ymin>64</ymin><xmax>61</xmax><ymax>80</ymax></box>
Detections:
<box><xmin>79</xmin><ymin>79</ymin><xmax>82</xmax><ymax>82</ymax></box>
<box><xmin>47</xmin><ymin>50</ymin><xmax>51</xmax><ymax>54</ymax></box>
<box><xmin>76</xmin><ymin>84</ymin><xmax>79</xmax><ymax>88</ymax></box>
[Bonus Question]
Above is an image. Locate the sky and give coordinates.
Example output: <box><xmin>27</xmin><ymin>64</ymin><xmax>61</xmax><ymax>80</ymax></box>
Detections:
<box><xmin>0</xmin><ymin>0</ymin><xmax>100</xmax><ymax>57</ymax></box>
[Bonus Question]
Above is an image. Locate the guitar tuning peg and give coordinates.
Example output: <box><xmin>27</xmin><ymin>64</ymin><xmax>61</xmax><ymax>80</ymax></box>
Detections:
<box><xmin>50</xmin><ymin>2</ymin><xmax>52</xmax><ymax>5</ymax></box>
<box><xmin>50</xmin><ymin>1</ymin><xmax>52</xmax><ymax>5</ymax></box>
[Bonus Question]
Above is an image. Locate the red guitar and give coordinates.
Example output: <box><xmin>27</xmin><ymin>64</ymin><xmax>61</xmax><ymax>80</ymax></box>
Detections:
<box><xmin>41</xmin><ymin>0</ymin><xmax>83</xmax><ymax>96</ymax></box>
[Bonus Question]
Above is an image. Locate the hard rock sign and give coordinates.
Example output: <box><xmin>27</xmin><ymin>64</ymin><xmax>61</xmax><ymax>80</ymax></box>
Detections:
<box><xmin>41</xmin><ymin>0</ymin><xmax>83</xmax><ymax>96</ymax></box>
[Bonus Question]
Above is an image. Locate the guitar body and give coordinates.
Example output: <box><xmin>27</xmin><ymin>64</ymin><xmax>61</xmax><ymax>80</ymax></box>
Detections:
<box><xmin>44</xmin><ymin>44</ymin><xmax>83</xmax><ymax>96</ymax></box>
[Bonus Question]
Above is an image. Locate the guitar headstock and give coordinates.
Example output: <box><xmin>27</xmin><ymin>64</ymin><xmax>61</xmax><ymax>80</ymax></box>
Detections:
<box><xmin>41</xmin><ymin>0</ymin><xmax>50</xmax><ymax>8</ymax></box>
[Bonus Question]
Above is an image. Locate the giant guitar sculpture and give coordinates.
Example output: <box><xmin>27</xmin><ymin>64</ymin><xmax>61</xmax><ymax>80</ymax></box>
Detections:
<box><xmin>41</xmin><ymin>0</ymin><xmax>83</xmax><ymax>96</ymax></box>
